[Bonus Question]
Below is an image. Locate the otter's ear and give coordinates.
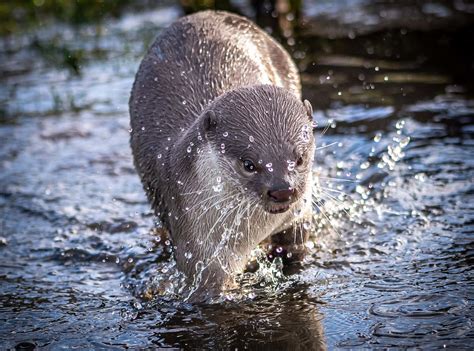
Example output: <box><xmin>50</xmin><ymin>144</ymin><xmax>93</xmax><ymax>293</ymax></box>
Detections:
<box><xmin>202</xmin><ymin>110</ymin><xmax>217</xmax><ymax>132</ymax></box>
<box><xmin>303</xmin><ymin>100</ymin><xmax>313</xmax><ymax>121</ymax></box>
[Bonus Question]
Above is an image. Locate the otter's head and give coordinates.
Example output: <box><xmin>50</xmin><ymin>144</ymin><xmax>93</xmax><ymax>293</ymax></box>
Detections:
<box><xmin>199</xmin><ymin>85</ymin><xmax>314</xmax><ymax>214</ymax></box>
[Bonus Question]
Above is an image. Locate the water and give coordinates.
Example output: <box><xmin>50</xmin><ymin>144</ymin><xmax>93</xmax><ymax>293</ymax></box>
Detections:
<box><xmin>1</xmin><ymin>2</ymin><xmax>473</xmax><ymax>349</ymax></box>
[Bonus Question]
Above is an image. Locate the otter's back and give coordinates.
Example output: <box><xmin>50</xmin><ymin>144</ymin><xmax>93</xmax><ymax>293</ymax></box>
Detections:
<box><xmin>129</xmin><ymin>11</ymin><xmax>300</xmax><ymax>145</ymax></box>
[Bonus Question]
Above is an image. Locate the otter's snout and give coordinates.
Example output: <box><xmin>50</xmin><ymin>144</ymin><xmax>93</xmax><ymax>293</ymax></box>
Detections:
<box><xmin>264</xmin><ymin>185</ymin><xmax>297</xmax><ymax>214</ymax></box>
<box><xmin>267</xmin><ymin>188</ymin><xmax>295</xmax><ymax>203</ymax></box>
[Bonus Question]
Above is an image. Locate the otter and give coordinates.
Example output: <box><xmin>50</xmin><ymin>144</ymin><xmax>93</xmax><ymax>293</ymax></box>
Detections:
<box><xmin>129</xmin><ymin>10</ymin><xmax>315</xmax><ymax>301</ymax></box>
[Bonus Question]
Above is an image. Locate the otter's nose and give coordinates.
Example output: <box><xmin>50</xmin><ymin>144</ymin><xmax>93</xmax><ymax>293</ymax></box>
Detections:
<box><xmin>267</xmin><ymin>188</ymin><xmax>295</xmax><ymax>203</ymax></box>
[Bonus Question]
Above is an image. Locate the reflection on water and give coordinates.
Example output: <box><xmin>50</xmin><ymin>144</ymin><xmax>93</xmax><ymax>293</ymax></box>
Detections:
<box><xmin>1</xmin><ymin>1</ymin><xmax>473</xmax><ymax>349</ymax></box>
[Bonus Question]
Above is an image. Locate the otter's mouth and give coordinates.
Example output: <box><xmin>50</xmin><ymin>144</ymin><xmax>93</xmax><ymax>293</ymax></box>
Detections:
<box><xmin>266</xmin><ymin>203</ymin><xmax>291</xmax><ymax>214</ymax></box>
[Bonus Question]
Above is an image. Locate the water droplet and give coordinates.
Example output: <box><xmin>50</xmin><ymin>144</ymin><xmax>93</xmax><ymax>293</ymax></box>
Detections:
<box><xmin>360</xmin><ymin>161</ymin><xmax>370</xmax><ymax>169</ymax></box>
<box><xmin>399</xmin><ymin>136</ymin><xmax>410</xmax><ymax>148</ymax></box>
<box><xmin>184</xmin><ymin>252</ymin><xmax>193</xmax><ymax>259</ymax></box>
<box><xmin>303</xmin><ymin>221</ymin><xmax>311</xmax><ymax>230</ymax></box>
<box><xmin>223</xmin><ymin>132</ymin><xmax>228</xmax><ymax>137</ymax></box>
<box><xmin>415</xmin><ymin>173</ymin><xmax>427</xmax><ymax>182</ymax></box>
<box><xmin>395</xmin><ymin>120</ymin><xmax>405</xmax><ymax>129</ymax></box>
<box><xmin>249</xmin><ymin>135</ymin><xmax>254</xmax><ymax>142</ymax></box>
<box><xmin>287</xmin><ymin>160</ymin><xmax>296</xmax><ymax>171</ymax></box>
<box><xmin>186</xmin><ymin>146</ymin><xmax>192</xmax><ymax>153</ymax></box>
<box><xmin>373</xmin><ymin>133</ymin><xmax>382</xmax><ymax>142</ymax></box>
<box><xmin>213</xmin><ymin>184</ymin><xmax>223</xmax><ymax>192</ymax></box>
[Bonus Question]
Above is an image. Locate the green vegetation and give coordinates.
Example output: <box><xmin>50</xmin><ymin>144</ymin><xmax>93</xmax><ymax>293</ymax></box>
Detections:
<box><xmin>0</xmin><ymin>0</ymin><xmax>132</xmax><ymax>35</ymax></box>
<box><xmin>179</xmin><ymin>0</ymin><xmax>236</xmax><ymax>14</ymax></box>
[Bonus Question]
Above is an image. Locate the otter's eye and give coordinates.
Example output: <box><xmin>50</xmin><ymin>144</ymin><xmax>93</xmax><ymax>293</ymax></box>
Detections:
<box><xmin>242</xmin><ymin>159</ymin><xmax>256</xmax><ymax>173</ymax></box>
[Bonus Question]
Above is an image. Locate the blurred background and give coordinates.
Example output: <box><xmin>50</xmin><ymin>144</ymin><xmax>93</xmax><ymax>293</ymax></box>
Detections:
<box><xmin>1</xmin><ymin>0</ymin><xmax>473</xmax><ymax>120</ymax></box>
<box><xmin>1</xmin><ymin>1</ymin><xmax>473</xmax><ymax>350</ymax></box>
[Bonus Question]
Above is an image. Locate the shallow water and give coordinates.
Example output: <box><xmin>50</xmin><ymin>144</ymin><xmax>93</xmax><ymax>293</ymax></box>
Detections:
<box><xmin>1</xmin><ymin>1</ymin><xmax>473</xmax><ymax>349</ymax></box>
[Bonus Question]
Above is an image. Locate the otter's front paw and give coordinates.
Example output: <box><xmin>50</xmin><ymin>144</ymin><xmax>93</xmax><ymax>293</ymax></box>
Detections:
<box><xmin>264</xmin><ymin>225</ymin><xmax>310</xmax><ymax>265</ymax></box>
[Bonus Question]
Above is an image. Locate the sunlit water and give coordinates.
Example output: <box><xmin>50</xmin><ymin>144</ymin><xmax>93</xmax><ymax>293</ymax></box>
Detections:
<box><xmin>1</xmin><ymin>2</ymin><xmax>473</xmax><ymax>349</ymax></box>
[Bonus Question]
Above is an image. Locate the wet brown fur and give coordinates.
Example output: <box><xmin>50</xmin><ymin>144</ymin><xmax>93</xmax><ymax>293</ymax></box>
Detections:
<box><xmin>129</xmin><ymin>11</ymin><xmax>314</xmax><ymax>301</ymax></box>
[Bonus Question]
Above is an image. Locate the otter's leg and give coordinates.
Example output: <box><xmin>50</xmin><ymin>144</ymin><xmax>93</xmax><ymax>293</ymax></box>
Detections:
<box><xmin>264</xmin><ymin>224</ymin><xmax>310</xmax><ymax>265</ymax></box>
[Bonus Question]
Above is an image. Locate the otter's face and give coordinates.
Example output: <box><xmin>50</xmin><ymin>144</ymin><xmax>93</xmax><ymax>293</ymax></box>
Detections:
<box><xmin>201</xmin><ymin>85</ymin><xmax>315</xmax><ymax>214</ymax></box>
<box><xmin>230</xmin><ymin>138</ymin><xmax>313</xmax><ymax>214</ymax></box>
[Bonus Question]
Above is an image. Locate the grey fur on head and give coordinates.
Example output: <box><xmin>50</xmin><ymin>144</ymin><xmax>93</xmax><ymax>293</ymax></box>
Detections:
<box><xmin>129</xmin><ymin>10</ymin><xmax>314</xmax><ymax>301</ymax></box>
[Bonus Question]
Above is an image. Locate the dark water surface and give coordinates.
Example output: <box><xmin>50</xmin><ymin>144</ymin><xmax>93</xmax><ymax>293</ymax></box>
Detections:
<box><xmin>1</xmin><ymin>1</ymin><xmax>473</xmax><ymax>349</ymax></box>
